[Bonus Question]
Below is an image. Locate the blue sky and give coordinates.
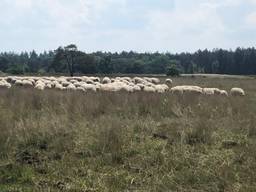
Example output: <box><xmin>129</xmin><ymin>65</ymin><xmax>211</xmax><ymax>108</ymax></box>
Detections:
<box><xmin>0</xmin><ymin>0</ymin><xmax>256</xmax><ymax>53</ymax></box>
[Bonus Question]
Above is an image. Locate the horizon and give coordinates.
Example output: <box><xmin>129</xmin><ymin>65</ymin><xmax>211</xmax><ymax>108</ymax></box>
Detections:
<box><xmin>1</xmin><ymin>0</ymin><xmax>256</xmax><ymax>53</ymax></box>
<box><xmin>1</xmin><ymin>46</ymin><xmax>256</xmax><ymax>55</ymax></box>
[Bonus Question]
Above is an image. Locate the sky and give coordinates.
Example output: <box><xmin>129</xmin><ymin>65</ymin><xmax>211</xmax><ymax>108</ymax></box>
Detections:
<box><xmin>0</xmin><ymin>0</ymin><xmax>256</xmax><ymax>53</ymax></box>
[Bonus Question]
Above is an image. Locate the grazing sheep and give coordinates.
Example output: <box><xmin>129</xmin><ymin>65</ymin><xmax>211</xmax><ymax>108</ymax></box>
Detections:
<box><xmin>120</xmin><ymin>85</ymin><xmax>133</xmax><ymax>92</ymax></box>
<box><xmin>133</xmin><ymin>85</ymin><xmax>141</xmax><ymax>92</ymax></box>
<box><xmin>35</xmin><ymin>83</ymin><xmax>45</xmax><ymax>90</ymax></box>
<box><xmin>165</xmin><ymin>78</ymin><xmax>173</xmax><ymax>86</ymax></box>
<box><xmin>45</xmin><ymin>83</ymin><xmax>53</xmax><ymax>89</ymax></box>
<box><xmin>230</xmin><ymin>88</ymin><xmax>245</xmax><ymax>96</ymax></box>
<box><xmin>144</xmin><ymin>86</ymin><xmax>156</xmax><ymax>93</ymax></box>
<box><xmin>61</xmin><ymin>81</ymin><xmax>70</xmax><ymax>87</ymax></box>
<box><xmin>100</xmin><ymin>84</ymin><xmax>116</xmax><ymax>92</ymax></box>
<box><xmin>102</xmin><ymin>77</ymin><xmax>111</xmax><ymax>84</ymax></box>
<box><xmin>22</xmin><ymin>80</ymin><xmax>34</xmax><ymax>88</ymax></box>
<box><xmin>151</xmin><ymin>78</ymin><xmax>160</xmax><ymax>84</ymax></box>
<box><xmin>155</xmin><ymin>84</ymin><xmax>169</xmax><ymax>93</ymax></box>
<box><xmin>70</xmin><ymin>79</ymin><xmax>78</xmax><ymax>84</ymax></box>
<box><xmin>55</xmin><ymin>83</ymin><xmax>65</xmax><ymax>90</ymax></box>
<box><xmin>203</xmin><ymin>88</ymin><xmax>219</xmax><ymax>95</ymax></box>
<box><xmin>137</xmin><ymin>83</ymin><xmax>145</xmax><ymax>90</ymax></box>
<box><xmin>76</xmin><ymin>87</ymin><xmax>86</xmax><ymax>92</ymax></box>
<box><xmin>82</xmin><ymin>84</ymin><xmax>97</xmax><ymax>92</ymax></box>
<box><xmin>14</xmin><ymin>80</ymin><xmax>23</xmax><ymax>86</ymax></box>
<box><xmin>220</xmin><ymin>90</ymin><xmax>228</xmax><ymax>97</ymax></box>
<box><xmin>66</xmin><ymin>84</ymin><xmax>77</xmax><ymax>91</ymax></box>
<box><xmin>171</xmin><ymin>86</ymin><xmax>203</xmax><ymax>95</ymax></box>
<box><xmin>89</xmin><ymin>77</ymin><xmax>100</xmax><ymax>82</ymax></box>
<box><xmin>0</xmin><ymin>80</ymin><xmax>11</xmax><ymax>89</ymax></box>
<box><xmin>133</xmin><ymin>77</ymin><xmax>144</xmax><ymax>84</ymax></box>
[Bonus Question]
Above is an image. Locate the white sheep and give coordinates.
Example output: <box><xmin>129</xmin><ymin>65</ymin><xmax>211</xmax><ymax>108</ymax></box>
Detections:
<box><xmin>102</xmin><ymin>77</ymin><xmax>111</xmax><ymax>84</ymax></box>
<box><xmin>171</xmin><ymin>86</ymin><xmax>203</xmax><ymax>95</ymax></box>
<box><xmin>35</xmin><ymin>83</ymin><xmax>45</xmax><ymax>90</ymax></box>
<box><xmin>82</xmin><ymin>84</ymin><xmax>97</xmax><ymax>92</ymax></box>
<box><xmin>143</xmin><ymin>86</ymin><xmax>156</xmax><ymax>93</ymax></box>
<box><xmin>0</xmin><ymin>80</ymin><xmax>11</xmax><ymax>89</ymax></box>
<box><xmin>66</xmin><ymin>84</ymin><xmax>77</xmax><ymax>91</ymax></box>
<box><xmin>133</xmin><ymin>85</ymin><xmax>141</xmax><ymax>92</ymax></box>
<box><xmin>55</xmin><ymin>83</ymin><xmax>65</xmax><ymax>90</ymax></box>
<box><xmin>133</xmin><ymin>77</ymin><xmax>144</xmax><ymax>84</ymax></box>
<box><xmin>22</xmin><ymin>80</ymin><xmax>34</xmax><ymax>87</ymax></box>
<box><xmin>220</xmin><ymin>90</ymin><xmax>228</xmax><ymax>97</ymax></box>
<box><xmin>165</xmin><ymin>78</ymin><xmax>173</xmax><ymax>87</ymax></box>
<box><xmin>155</xmin><ymin>84</ymin><xmax>169</xmax><ymax>93</ymax></box>
<box><xmin>230</xmin><ymin>88</ymin><xmax>245</xmax><ymax>96</ymax></box>
<box><xmin>203</xmin><ymin>88</ymin><xmax>216</xmax><ymax>96</ymax></box>
<box><xmin>76</xmin><ymin>87</ymin><xmax>86</xmax><ymax>92</ymax></box>
<box><xmin>14</xmin><ymin>80</ymin><xmax>23</xmax><ymax>86</ymax></box>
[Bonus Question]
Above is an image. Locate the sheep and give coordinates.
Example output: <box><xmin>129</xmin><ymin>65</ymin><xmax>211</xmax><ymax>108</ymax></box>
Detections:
<box><xmin>66</xmin><ymin>84</ymin><xmax>77</xmax><ymax>91</ymax></box>
<box><xmin>73</xmin><ymin>82</ymin><xmax>83</xmax><ymax>87</ymax></box>
<box><xmin>133</xmin><ymin>85</ymin><xmax>141</xmax><ymax>92</ymax></box>
<box><xmin>165</xmin><ymin>78</ymin><xmax>173</xmax><ymax>87</ymax></box>
<box><xmin>89</xmin><ymin>77</ymin><xmax>100</xmax><ymax>82</ymax></box>
<box><xmin>21</xmin><ymin>80</ymin><xmax>34</xmax><ymax>88</ymax></box>
<box><xmin>137</xmin><ymin>83</ymin><xmax>145</xmax><ymax>90</ymax></box>
<box><xmin>76</xmin><ymin>87</ymin><xmax>86</xmax><ymax>92</ymax></box>
<box><xmin>119</xmin><ymin>86</ymin><xmax>132</xmax><ymax>92</ymax></box>
<box><xmin>202</xmin><ymin>88</ymin><xmax>226</xmax><ymax>96</ymax></box>
<box><xmin>55</xmin><ymin>83</ymin><xmax>65</xmax><ymax>90</ymax></box>
<box><xmin>61</xmin><ymin>81</ymin><xmax>70</xmax><ymax>87</ymax></box>
<box><xmin>35</xmin><ymin>83</ymin><xmax>45</xmax><ymax>90</ymax></box>
<box><xmin>14</xmin><ymin>80</ymin><xmax>23</xmax><ymax>86</ymax></box>
<box><xmin>99</xmin><ymin>84</ymin><xmax>116</xmax><ymax>92</ymax></box>
<box><xmin>230</xmin><ymin>88</ymin><xmax>245</xmax><ymax>96</ymax></box>
<box><xmin>144</xmin><ymin>86</ymin><xmax>156</xmax><ymax>93</ymax></box>
<box><xmin>6</xmin><ymin>76</ymin><xmax>16</xmax><ymax>84</ymax></box>
<box><xmin>70</xmin><ymin>79</ymin><xmax>78</xmax><ymax>84</ymax></box>
<box><xmin>133</xmin><ymin>77</ymin><xmax>144</xmax><ymax>84</ymax></box>
<box><xmin>171</xmin><ymin>86</ymin><xmax>203</xmax><ymax>95</ymax></box>
<box><xmin>220</xmin><ymin>90</ymin><xmax>228</xmax><ymax>97</ymax></box>
<box><xmin>102</xmin><ymin>77</ymin><xmax>111</xmax><ymax>84</ymax></box>
<box><xmin>0</xmin><ymin>80</ymin><xmax>11</xmax><ymax>89</ymax></box>
<box><xmin>85</xmin><ymin>79</ymin><xmax>94</xmax><ymax>84</ymax></box>
<box><xmin>151</xmin><ymin>78</ymin><xmax>160</xmax><ymax>84</ymax></box>
<box><xmin>82</xmin><ymin>84</ymin><xmax>97</xmax><ymax>92</ymax></box>
<box><xmin>122</xmin><ymin>77</ymin><xmax>132</xmax><ymax>82</ymax></box>
<box><xmin>155</xmin><ymin>84</ymin><xmax>169</xmax><ymax>93</ymax></box>
<box><xmin>45</xmin><ymin>83</ymin><xmax>53</xmax><ymax>89</ymax></box>
<box><xmin>203</xmin><ymin>88</ymin><xmax>216</xmax><ymax>96</ymax></box>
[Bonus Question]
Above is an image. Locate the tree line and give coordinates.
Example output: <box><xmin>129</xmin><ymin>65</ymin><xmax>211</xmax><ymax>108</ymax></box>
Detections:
<box><xmin>0</xmin><ymin>45</ymin><xmax>256</xmax><ymax>76</ymax></box>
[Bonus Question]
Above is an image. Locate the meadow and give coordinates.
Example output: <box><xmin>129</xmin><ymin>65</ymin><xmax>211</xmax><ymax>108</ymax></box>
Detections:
<box><xmin>0</xmin><ymin>76</ymin><xmax>256</xmax><ymax>192</ymax></box>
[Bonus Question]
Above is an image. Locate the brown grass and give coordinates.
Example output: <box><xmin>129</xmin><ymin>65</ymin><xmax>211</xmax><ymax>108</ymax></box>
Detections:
<box><xmin>0</xmin><ymin>76</ymin><xmax>256</xmax><ymax>191</ymax></box>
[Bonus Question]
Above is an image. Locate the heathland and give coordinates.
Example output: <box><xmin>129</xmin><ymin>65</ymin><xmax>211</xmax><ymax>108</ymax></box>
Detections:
<box><xmin>0</xmin><ymin>76</ymin><xmax>256</xmax><ymax>191</ymax></box>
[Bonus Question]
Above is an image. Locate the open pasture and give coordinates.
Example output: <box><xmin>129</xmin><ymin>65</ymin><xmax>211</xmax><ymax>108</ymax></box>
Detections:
<box><xmin>0</xmin><ymin>76</ymin><xmax>256</xmax><ymax>191</ymax></box>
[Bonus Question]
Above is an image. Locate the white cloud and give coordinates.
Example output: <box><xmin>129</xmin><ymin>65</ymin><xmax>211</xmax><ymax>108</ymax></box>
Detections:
<box><xmin>0</xmin><ymin>0</ymin><xmax>256</xmax><ymax>52</ymax></box>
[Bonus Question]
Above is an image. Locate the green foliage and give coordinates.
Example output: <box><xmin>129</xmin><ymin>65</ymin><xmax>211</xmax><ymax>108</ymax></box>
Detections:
<box><xmin>6</xmin><ymin>64</ymin><xmax>25</xmax><ymax>75</ymax></box>
<box><xmin>166</xmin><ymin>60</ymin><xmax>181</xmax><ymax>76</ymax></box>
<box><xmin>1</xmin><ymin>47</ymin><xmax>256</xmax><ymax>75</ymax></box>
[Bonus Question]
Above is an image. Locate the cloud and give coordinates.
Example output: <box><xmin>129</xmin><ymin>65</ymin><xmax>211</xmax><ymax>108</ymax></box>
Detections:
<box><xmin>0</xmin><ymin>0</ymin><xmax>256</xmax><ymax>52</ymax></box>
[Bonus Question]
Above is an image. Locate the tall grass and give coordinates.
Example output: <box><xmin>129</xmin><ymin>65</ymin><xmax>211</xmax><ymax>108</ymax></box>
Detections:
<box><xmin>0</xmin><ymin>77</ymin><xmax>256</xmax><ymax>191</ymax></box>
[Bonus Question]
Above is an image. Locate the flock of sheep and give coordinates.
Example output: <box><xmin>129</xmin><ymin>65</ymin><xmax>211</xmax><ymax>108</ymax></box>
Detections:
<box><xmin>0</xmin><ymin>76</ymin><xmax>245</xmax><ymax>96</ymax></box>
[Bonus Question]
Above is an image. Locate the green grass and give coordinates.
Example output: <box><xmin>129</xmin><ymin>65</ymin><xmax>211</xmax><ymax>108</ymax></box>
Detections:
<box><xmin>0</xmin><ymin>77</ymin><xmax>256</xmax><ymax>191</ymax></box>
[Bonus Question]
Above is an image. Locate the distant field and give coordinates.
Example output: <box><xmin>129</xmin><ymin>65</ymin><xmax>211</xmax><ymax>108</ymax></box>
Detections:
<box><xmin>0</xmin><ymin>76</ymin><xmax>256</xmax><ymax>191</ymax></box>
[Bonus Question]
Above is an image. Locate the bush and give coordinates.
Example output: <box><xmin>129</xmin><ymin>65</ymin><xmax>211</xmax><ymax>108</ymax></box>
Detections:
<box><xmin>166</xmin><ymin>65</ymin><xmax>180</xmax><ymax>77</ymax></box>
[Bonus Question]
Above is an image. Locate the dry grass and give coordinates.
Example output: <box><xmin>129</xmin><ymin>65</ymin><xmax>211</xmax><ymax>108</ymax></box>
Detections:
<box><xmin>0</xmin><ymin>77</ymin><xmax>256</xmax><ymax>191</ymax></box>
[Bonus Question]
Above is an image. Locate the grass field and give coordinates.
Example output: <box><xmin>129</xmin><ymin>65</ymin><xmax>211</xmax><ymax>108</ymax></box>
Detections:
<box><xmin>0</xmin><ymin>76</ymin><xmax>256</xmax><ymax>191</ymax></box>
